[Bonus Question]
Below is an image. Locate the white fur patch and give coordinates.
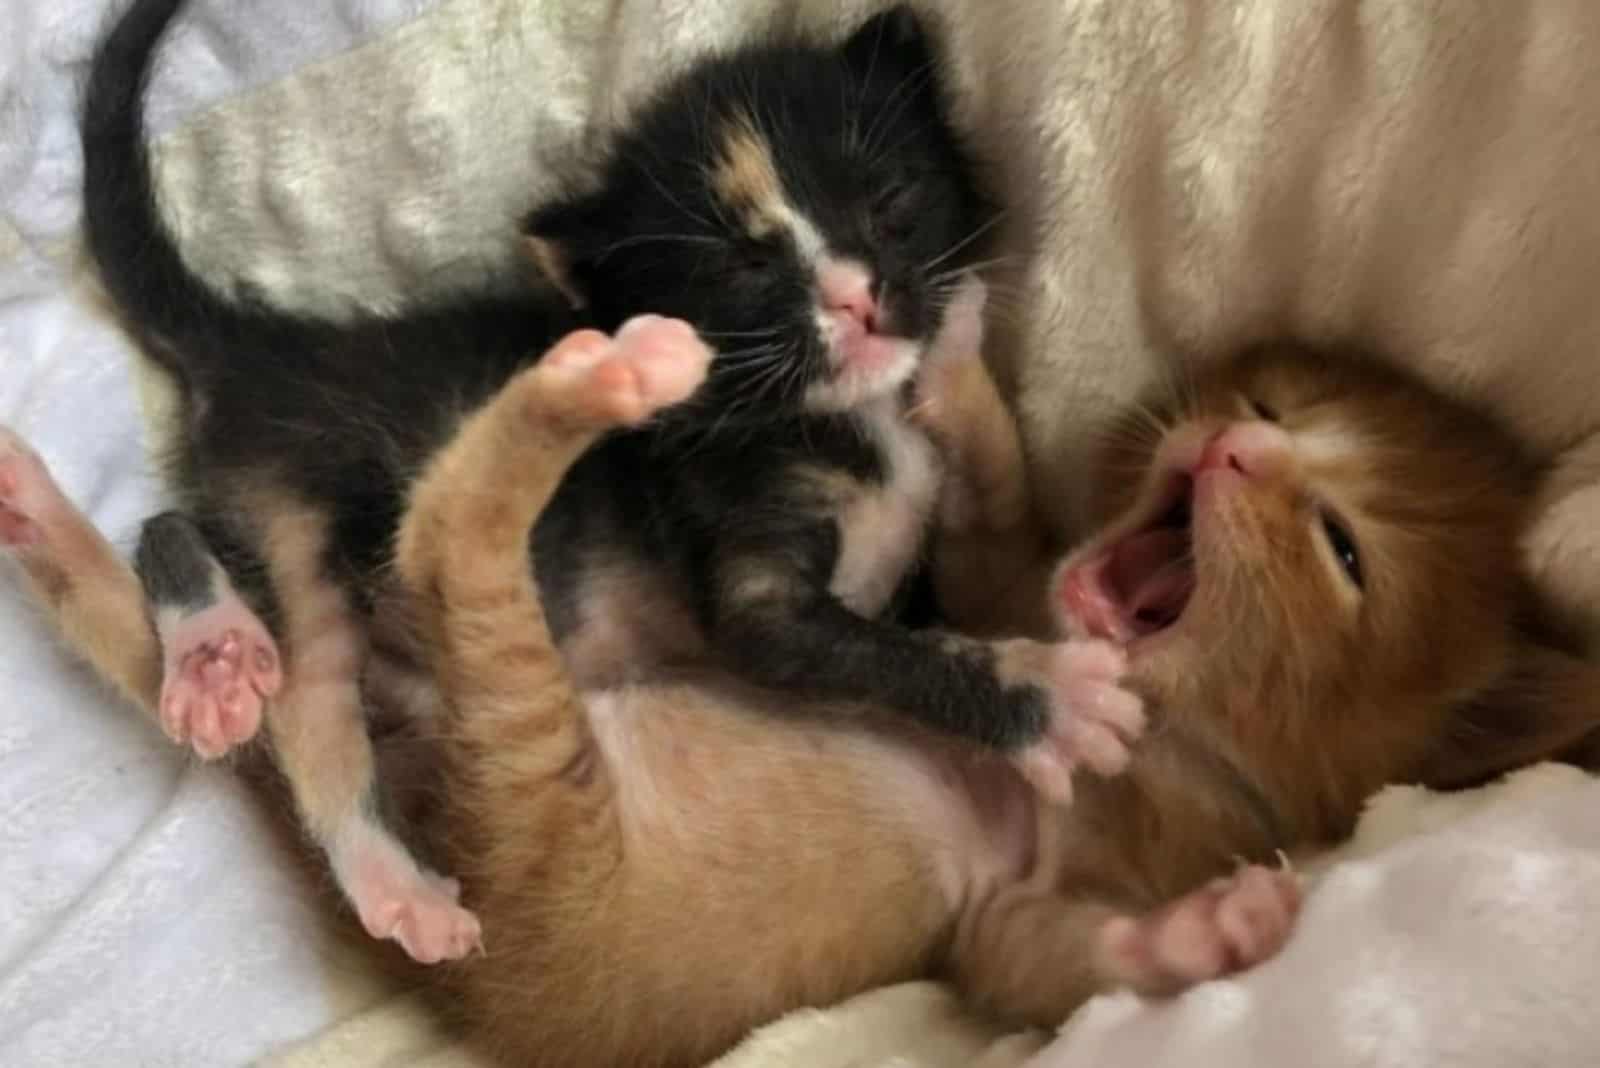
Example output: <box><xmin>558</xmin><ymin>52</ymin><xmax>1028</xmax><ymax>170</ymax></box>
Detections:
<box><xmin>829</xmin><ymin>401</ymin><xmax>942</xmax><ymax>617</ymax></box>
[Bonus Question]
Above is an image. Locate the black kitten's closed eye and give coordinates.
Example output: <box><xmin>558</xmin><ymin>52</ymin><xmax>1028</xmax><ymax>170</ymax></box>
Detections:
<box><xmin>729</xmin><ymin>242</ymin><xmax>780</xmax><ymax>284</ymax></box>
<box><xmin>871</xmin><ymin>180</ymin><xmax>918</xmax><ymax>239</ymax></box>
<box><xmin>1248</xmin><ymin>397</ymin><xmax>1280</xmax><ymax>423</ymax></box>
<box><xmin>1320</xmin><ymin>511</ymin><xmax>1363</xmax><ymax>589</ymax></box>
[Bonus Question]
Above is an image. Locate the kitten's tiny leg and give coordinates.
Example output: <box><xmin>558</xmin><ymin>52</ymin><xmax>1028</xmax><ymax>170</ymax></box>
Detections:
<box><xmin>258</xmin><ymin>499</ymin><xmax>480</xmax><ymax>965</ymax></box>
<box><xmin>911</xmin><ymin>303</ymin><xmax>1054</xmax><ymax>639</ymax></box>
<box><xmin>710</xmin><ymin>548</ymin><xmax>1143</xmax><ymax>796</ymax></box>
<box><xmin>0</xmin><ymin>427</ymin><xmax>163</xmax><ymax>711</ymax></box>
<box><xmin>945</xmin><ymin>890</ymin><xmax>1125</xmax><ymax>1028</ymax></box>
<box><xmin>134</xmin><ymin>513</ymin><xmax>281</xmax><ymax>759</ymax></box>
<box><xmin>393</xmin><ymin>317</ymin><xmax>709</xmax><ymax>882</ymax></box>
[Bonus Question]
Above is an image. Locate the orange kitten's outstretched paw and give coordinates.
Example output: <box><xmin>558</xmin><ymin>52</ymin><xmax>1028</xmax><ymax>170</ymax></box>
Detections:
<box><xmin>157</xmin><ymin>596</ymin><xmax>282</xmax><ymax>759</ymax></box>
<box><xmin>1000</xmin><ymin>638</ymin><xmax>1145</xmax><ymax>805</ymax></box>
<box><xmin>1097</xmin><ymin>864</ymin><xmax>1302</xmax><ymax>995</ymax></box>
<box><xmin>539</xmin><ymin>315</ymin><xmax>712</xmax><ymax>426</ymax></box>
<box><xmin>347</xmin><ymin>840</ymin><xmax>483</xmax><ymax>964</ymax></box>
<box><xmin>0</xmin><ymin>427</ymin><xmax>60</xmax><ymax>549</ymax></box>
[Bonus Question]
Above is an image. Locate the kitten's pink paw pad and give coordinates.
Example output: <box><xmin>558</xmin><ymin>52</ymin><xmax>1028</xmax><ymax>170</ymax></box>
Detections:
<box><xmin>1002</xmin><ymin>638</ymin><xmax>1145</xmax><ymax>804</ymax></box>
<box><xmin>1099</xmin><ymin>864</ymin><xmax>1302</xmax><ymax>994</ymax></box>
<box><xmin>356</xmin><ymin>866</ymin><xmax>483</xmax><ymax>965</ymax></box>
<box><xmin>158</xmin><ymin>600</ymin><xmax>281</xmax><ymax>759</ymax></box>
<box><xmin>541</xmin><ymin>316</ymin><xmax>712</xmax><ymax>425</ymax></box>
<box><xmin>0</xmin><ymin>428</ymin><xmax>59</xmax><ymax>549</ymax></box>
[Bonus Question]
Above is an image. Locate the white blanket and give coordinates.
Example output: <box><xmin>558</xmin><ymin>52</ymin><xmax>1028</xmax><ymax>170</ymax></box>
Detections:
<box><xmin>6</xmin><ymin>1</ymin><xmax>1600</xmax><ymax>1066</ymax></box>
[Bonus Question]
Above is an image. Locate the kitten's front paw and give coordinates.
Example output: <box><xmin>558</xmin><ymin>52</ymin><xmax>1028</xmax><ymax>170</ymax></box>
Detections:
<box><xmin>996</xmin><ymin>638</ymin><xmax>1145</xmax><ymax>804</ymax></box>
<box><xmin>1096</xmin><ymin>863</ymin><xmax>1302</xmax><ymax>995</ymax></box>
<box><xmin>537</xmin><ymin>315</ymin><xmax>712</xmax><ymax>426</ymax></box>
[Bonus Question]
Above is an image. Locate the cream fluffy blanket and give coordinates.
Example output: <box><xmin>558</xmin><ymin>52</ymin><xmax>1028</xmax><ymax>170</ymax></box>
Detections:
<box><xmin>7</xmin><ymin>0</ymin><xmax>1600</xmax><ymax>1064</ymax></box>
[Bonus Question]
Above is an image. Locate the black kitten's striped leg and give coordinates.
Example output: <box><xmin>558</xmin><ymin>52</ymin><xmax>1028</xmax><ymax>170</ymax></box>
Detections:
<box><xmin>708</xmin><ymin>532</ymin><xmax>1144</xmax><ymax>803</ymax></box>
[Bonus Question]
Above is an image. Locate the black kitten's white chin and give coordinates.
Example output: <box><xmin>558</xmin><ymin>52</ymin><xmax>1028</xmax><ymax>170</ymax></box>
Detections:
<box><xmin>804</xmin><ymin>337</ymin><xmax>921</xmax><ymax>412</ymax></box>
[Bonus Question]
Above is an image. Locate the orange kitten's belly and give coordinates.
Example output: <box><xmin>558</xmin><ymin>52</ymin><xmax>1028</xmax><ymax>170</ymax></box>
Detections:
<box><xmin>584</xmin><ymin>677</ymin><xmax>1038</xmax><ymax>913</ymax></box>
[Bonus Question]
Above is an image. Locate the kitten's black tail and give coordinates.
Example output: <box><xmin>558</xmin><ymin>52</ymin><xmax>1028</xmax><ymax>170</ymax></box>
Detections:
<box><xmin>81</xmin><ymin>0</ymin><xmax>311</xmax><ymax>397</ymax></box>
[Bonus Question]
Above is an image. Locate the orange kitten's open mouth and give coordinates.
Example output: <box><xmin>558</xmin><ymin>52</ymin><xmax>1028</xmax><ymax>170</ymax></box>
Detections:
<box><xmin>1056</xmin><ymin>474</ymin><xmax>1196</xmax><ymax>644</ymax></box>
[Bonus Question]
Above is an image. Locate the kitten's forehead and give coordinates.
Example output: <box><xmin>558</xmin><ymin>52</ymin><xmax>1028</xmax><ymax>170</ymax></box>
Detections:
<box><xmin>709</xmin><ymin>117</ymin><xmax>826</xmax><ymax>263</ymax></box>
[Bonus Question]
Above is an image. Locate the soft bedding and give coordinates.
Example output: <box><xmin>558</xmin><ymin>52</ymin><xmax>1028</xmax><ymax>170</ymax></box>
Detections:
<box><xmin>6</xmin><ymin>1</ymin><xmax>1600</xmax><ymax>1066</ymax></box>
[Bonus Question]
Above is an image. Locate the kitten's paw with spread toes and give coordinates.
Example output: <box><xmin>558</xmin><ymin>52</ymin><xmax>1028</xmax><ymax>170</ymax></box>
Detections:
<box><xmin>157</xmin><ymin>595</ymin><xmax>282</xmax><ymax>759</ymax></box>
<box><xmin>0</xmin><ymin>428</ymin><xmax>61</xmax><ymax>550</ymax></box>
<box><xmin>1097</xmin><ymin>863</ymin><xmax>1302</xmax><ymax>995</ymax></box>
<box><xmin>538</xmin><ymin>315</ymin><xmax>712</xmax><ymax>426</ymax></box>
<box><xmin>998</xmin><ymin>638</ymin><xmax>1145</xmax><ymax>804</ymax></box>
<box><xmin>347</xmin><ymin>841</ymin><xmax>483</xmax><ymax>964</ymax></box>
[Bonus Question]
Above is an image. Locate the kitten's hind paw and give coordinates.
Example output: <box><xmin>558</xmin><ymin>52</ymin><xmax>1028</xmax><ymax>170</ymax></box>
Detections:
<box><xmin>998</xmin><ymin>638</ymin><xmax>1145</xmax><ymax>805</ymax></box>
<box><xmin>537</xmin><ymin>315</ymin><xmax>712</xmax><ymax>427</ymax></box>
<box><xmin>1097</xmin><ymin>864</ymin><xmax>1302</xmax><ymax>994</ymax></box>
<box><xmin>156</xmin><ymin>593</ymin><xmax>281</xmax><ymax>760</ymax></box>
<box><xmin>0</xmin><ymin>427</ymin><xmax>61</xmax><ymax>550</ymax></box>
<box><xmin>344</xmin><ymin>835</ymin><xmax>483</xmax><ymax>964</ymax></box>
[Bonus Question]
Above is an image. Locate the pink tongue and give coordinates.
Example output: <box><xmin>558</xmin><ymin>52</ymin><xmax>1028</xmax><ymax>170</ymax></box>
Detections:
<box><xmin>1106</xmin><ymin>528</ymin><xmax>1193</xmax><ymax>631</ymax></box>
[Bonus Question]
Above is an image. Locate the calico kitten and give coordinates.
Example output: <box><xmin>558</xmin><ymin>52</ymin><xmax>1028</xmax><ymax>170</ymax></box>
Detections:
<box><xmin>57</xmin><ymin>0</ymin><xmax>1128</xmax><ymax>961</ymax></box>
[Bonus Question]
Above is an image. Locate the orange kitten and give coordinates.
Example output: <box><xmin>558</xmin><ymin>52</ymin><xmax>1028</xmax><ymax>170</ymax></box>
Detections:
<box><xmin>371</xmin><ymin>328</ymin><xmax>1597</xmax><ymax>1066</ymax></box>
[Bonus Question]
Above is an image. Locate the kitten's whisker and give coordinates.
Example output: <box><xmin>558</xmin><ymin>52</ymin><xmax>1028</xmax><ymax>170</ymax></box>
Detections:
<box><xmin>594</xmin><ymin>233</ymin><xmax>723</xmax><ymax>259</ymax></box>
<box><xmin>920</xmin><ymin>215</ymin><xmax>1010</xmax><ymax>276</ymax></box>
<box><xmin>623</xmin><ymin>150</ymin><xmax>717</xmax><ymax>230</ymax></box>
<box><xmin>861</xmin><ymin>63</ymin><xmax>937</xmax><ymax>159</ymax></box>
<box><xmin>927</xmin><ymin>254</ymin><xmax>1018</xmax><ymax>285</ymax></box>
<box><xmin>699</xmin><ymin>327</ymin><xmax>787</xmax><ymax>340</ymax></box>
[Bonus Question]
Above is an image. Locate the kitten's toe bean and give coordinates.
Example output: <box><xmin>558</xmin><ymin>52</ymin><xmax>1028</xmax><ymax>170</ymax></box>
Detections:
<box><xmin>1063</xmin><ymin>708</ymin><xmax>1135</xmax><ymax>777</ymax></box>
<box><xmin>1098</xmin><ymin>864</ymin><xmax>1302</xmax><ymax>995</ymax></box>
<box><xmin>538</xmin><ymin>317</ymin><xmax>711</xmax><ymax>426</ymax></box>
<box><xmin>157</xmin><ymin>597</ymin><xmax>281</xmax><ymax>759</ymax></box>
<box><xmin>1097</xmin><ymin>888</ymin><xmax>1226</xmax><ymax>993</ymax></box>
<box><xmin>999</xmin><ymin>638</ymin><xmax>1145</xmax><ymax>803</ymax></box>
<box><xmin>347</xmin><ymin>846</ymin><xmax>483</xmax><ymax>965</ymax></box>
<box><xmin>1213</xmin><ymin>865</ymin><xmax>1300</xmax><ymax>968</ymax></box>
<box><xmin>0</xmin><ymin>428</ymin><xmax>61</xmax><ymax>549</ymax></box>
<box><xmin>541</xmin><ymin>328</ymin><xmax>617</xmax><ymax>373</ymax></box>
<box><xmin>610</xmin><ymin>315</ymin><xmax>713</xmax><ymax>414</ymax></box>
<box><xmin>1011</xmin><ymin>745</ymin><xmax>1075</xmax><ymax>806</ymax></box>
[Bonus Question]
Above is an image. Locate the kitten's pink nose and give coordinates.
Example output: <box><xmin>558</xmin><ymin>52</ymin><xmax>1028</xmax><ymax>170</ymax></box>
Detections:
<box><xmin>819</xmin><ymin>261</ymin><xmax>879</xmax><ymax>333</ymax></box>
<box><xmin>1194</xmin><ymin>421</ymin><xmax>1292</xmax><ymax>478</ymax></box>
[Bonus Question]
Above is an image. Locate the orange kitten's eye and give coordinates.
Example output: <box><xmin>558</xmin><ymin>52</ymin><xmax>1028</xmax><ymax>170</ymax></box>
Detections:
<box><xmin>1320</xmin><ymin>511</ymin><xmax>1363</xmax><ymax>589</ymax></box>
<box><xmin>1248</xmin><ymin>398</ymin><xmax>1280</xmax><ymax>423</ymax></box>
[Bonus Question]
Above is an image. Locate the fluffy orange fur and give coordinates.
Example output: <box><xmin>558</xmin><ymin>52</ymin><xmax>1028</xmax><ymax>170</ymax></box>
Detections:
<box><xmin>381</xmin><ymin>333</ymin><xmax>1600</xmax><ymax>1066</ymax></box>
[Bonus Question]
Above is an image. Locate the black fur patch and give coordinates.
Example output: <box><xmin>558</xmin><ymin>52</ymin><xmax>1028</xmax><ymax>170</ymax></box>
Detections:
<box><xmin>134</xmin><ymin>511</ymin><xmax>218</xmax><ymax>612</ymax></box>
<box><xmin>82</xmin><ymin>1</ymin><xmax>1048</xmax><ymax>750</ymax></box>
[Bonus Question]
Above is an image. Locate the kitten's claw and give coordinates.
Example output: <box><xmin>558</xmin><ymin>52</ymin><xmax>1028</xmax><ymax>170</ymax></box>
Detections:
<box><xmin>998</xmin><ymin>638</ymin><xmax>1145</xmax><ymax>804</ymax></box>
<box><xmin>0</xmin><ymin>427</ymin><xmax>59</xmax><ymax>550</ymax></box>
<box><xmin>1096</xmin><ymin>864</ymin><xmax>1302</xmax><ymax>994</ymax></box>
<box><xmin>537</xmin><ymin>316</ymin><xmax>712</xmax><ymax>427</ymax></box>
<box><xmin>157</xmin><ymin>596</ymin><xmax>281</xmax><ymax>759</ymax></box>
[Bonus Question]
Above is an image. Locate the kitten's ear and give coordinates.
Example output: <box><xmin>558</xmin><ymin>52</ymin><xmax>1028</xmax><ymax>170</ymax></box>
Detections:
<box><xmin>842</xmin><ymin>5</ymin><xmax>934</xmax><ymax>74</ymax></box>
<box><xmin>521</xmin><ymin>195</ymin><xmax>608</xmax><ymax>311</ymax></box>
<box><xmin>1420</xmin><ymin>628</ymin><xmax>1600</xmax><ymax>790</ymax></box>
